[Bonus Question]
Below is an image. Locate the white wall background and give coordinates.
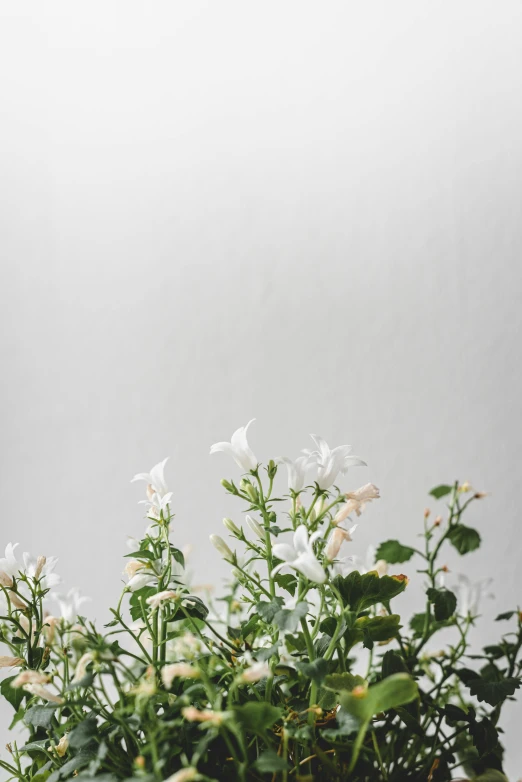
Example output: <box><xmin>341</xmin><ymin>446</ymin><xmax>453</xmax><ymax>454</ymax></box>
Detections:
<box><xmin>1</xmin><ymin>1</ymin><xmax>522</xmax><ymax>777</ymax></box>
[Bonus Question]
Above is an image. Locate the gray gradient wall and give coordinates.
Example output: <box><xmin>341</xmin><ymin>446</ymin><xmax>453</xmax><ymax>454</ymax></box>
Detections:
<box><xmin>1</xmin><ymin>1</ymin><xmax>521</xmax><ymax>776</ymax></box>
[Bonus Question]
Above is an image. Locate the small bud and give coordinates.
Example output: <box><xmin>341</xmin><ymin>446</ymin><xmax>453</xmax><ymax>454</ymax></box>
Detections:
<box><xmin>223</xmin><ymin>518</ymin><xmax>240</xmax><ymax>536</ymax></box>
<box><xmin>433</xmin><ymin>515</ymin><xmax>442</xmax><ymax>527</ymax></box>
<box><xmin>459</xmin><ymin>481</ymin><xmax>472</xmax><ymax>493</ymax></box>
<box><xmin>266</xmin><ymin>459</ymin><xmax>278</xmax><ymax>479</ymax></box>
<box><xmin>209</xmin><ymin>534</ymin><xmax>233</xmax><ymax>561</ymax></box>
<box><xmin>230</xmin><ymin>600</ymin><xmax>241</xmax><ymax>613</ymax></box>
<box><xmin>6</xmin><ymin>743</ymin><xmax>12</xmax><ymax>755</ymax></box>
<box><xmin>135</xmin><ymin>756</ymin><xmax>146</xmax><ymax>770</ymax></box>
<box><xmin>441</xmin><ymin>565</ymin><xmax>449</xmax><ymax>573</ymax></box>
<box><xmin>424</xmin><ymin>508</ymin><xmax>431</xmax><ymax>519</ymax></box>
<box><xmin>474</xmin><ymin>491</ymin><xmax>488</xmax><ymax>499</ymax></box>
<box><xmin>34</xmin><ymin>556</ymin><xmax>47</xmax><ymax>580</ymax></box>
<box><xmin>220</xmin><ymin>478</ymin><xmax>237</xmax><ymax>495</ymax></box>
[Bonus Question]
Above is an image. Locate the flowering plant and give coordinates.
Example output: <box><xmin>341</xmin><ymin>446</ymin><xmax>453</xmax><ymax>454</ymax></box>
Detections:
<box><xmin>0</xmin><ymin>421</ymin><xmax>521</xmax><ymax>782</ymax></box>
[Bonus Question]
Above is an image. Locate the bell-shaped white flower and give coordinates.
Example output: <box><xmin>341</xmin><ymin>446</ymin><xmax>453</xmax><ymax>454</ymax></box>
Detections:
<box><xmin>209</xmin><ymin>534</ymin><xmax>234</xmax><ymax>561</ymax></box>
<box><xmin>53</xmin><ymin>588</ymin><xmax>91</xmax><ymax>624</ymax></box>
<box><xmin>272</xmin><ymin>525</ymin><xmax>326</xmax><ymax>584</ymax></box>
<box><xmin>277</xmin><ymin>456</ymin><xmax>310</xmax><ymax>492</ymax></box>
<box><xmin>22</xmin><ymin>553</ymin><xmax>61</xmax><ymax>590</ymax></box>
<box><xmin>210</xmin><ymin>419</ymin><xmax>258</xmax><ymax>473</ymax></box>
<box><xmin>132</xmin><ymin>458</ymin><xmax>172</xmax><ymax>513</ymax></box>
<box><xmin>0</xmin><ymin>542</ymin><xmax>20</xmax><ymax>580</ymax></box>
<box><xmin>453</xmin><ymin>574</ymin><xmax>494</xmax><ymax>617</ymax></box>
<box><xmin>303</xmin><ymin>435</ymin><xmax>366</xmax><ymax>490</ymax></box>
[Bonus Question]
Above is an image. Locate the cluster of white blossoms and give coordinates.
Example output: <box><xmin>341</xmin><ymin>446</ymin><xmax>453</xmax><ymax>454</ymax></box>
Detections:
<box><xmin>209</xmin><ymin>419</ymin><xmax>380</xmax><ymax>585</ymax></box>
<box><xmin>0</xmin><ymin>544</ymin><xmax>90</xmax><ymax>636</ymax></box>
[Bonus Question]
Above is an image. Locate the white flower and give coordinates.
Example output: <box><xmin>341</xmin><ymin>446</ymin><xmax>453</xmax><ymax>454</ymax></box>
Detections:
<box><xmin>325</xmin><ymin>523</ymin><xmax>358</xmax><ymax>561</ymax></box>
<box><xmin>453</xmin><ymin>574</ymin><xmax>494</xmax><ymax>617</ymax></box>
<box><xmin>22</xmin><ymin>553</ymin><xmax>61</xmax><ymax>589</ymax></box>
<box><xmin>0</xmin><ymin>656</ymin><xmax>24</xmax><ymax>668</ymax></box>
<box><xmin>334</xmin><ymin>483</ymin><xmax>380</xmax><ymax>524</ymax></box>
<box><xmin>277</xmin><ymin>456</ymin><xmax>310</xmax><ymax>492</ymax></box>
<box><xmin>132</xmin><ymin>458</ymin><xmax>172</xmax><ymax>514</ymax></box>
<box><xmin>161</xmin><ymin>662</ymin><xmax>200</xmax><ymax>688</ymax></box>
<box><xmin>350</xmin><ymin>545</ymin><xmax>388</xmax><ymax>577</ymax></box>
<box><xmin>23</xmin><ymin>683</ymin><xmax>64</xmax><ymax>704</ymax></box>
<box><xmin>53</xmin><ymin>588</ymin><xmax>91</xmax><ymax>623</ymax></box>
<box><xmin>210</xmin><ymin>419</ymin><xmax>258</xmax><ymax>473</ymax></box>
<box><xmin>272</xmin><ymin>525</ymin><xmax>326</xmax><ymax>584</ymax></box>
<box><xmin>146</xmin><ymin>590</ymin><xmax>178</xmax><ymax>610</ymax></box>
<box><xmin>168</xmin><ymin>632</ymin><xmax>203</xmax><ymax>660</ymax></box>
<box><xmin>239</xmin><ymin>659</ymin><xmax>270</xmax><ymax>683</ymax></box>
<box><xmin>0</xmin><ymin>543</ymin><xmax>20</xmax><ymax>580</ymax></box>
<box><xmin>71</xmin><ymin>652</ymin><xmax>95</xmax><ymax>684</ymax></box>
<box><xmin>12</xmin><ymin>670</ymin><xmax>50</xmax><ymax>688</ymax></box>
<box><xmin>165</xmin><ymin>770</ymin><xmax>198</xmax><ymax>782</ymax></box>
<box><xmin>303</xmin><ymin>435</ymin><xmax>366</xmax><ymax>490</ymax></box>
<box><xmin>210</xmin><ymin>534</ymin><xmax>234</xmax><ymax>561</ymax></box>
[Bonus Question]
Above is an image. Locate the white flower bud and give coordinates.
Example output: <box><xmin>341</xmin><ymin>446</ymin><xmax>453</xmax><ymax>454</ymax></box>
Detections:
<box><xmin>223</xmin><ymin>518</ymin><xmax>240</xmax><ymax>535</ymax></box>
<box><xmin>209</xmin><ymin>535</ymin><xmax>233</xmax><ymax>561</ymax></box>
<box><xmin>246</xmin><ymin>515</ymin><xmax>264</xmax><ymax>540</ymax></box>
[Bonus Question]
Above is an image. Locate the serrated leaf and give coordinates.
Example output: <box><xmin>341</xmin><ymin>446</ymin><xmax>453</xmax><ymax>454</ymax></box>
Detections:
<box><xmin>233</xmin><ymin>702</ymin><xmax>282</xmax><ymax>733</ymax></box>
<box><xmin>295</xmin><ymin>658</ymin><xmax>328</xmax><ymax>685</ymax></box>
<box><xmin>256</xmin><ymin>598</ymin><xmax>284</xmax><ymax>623</ymax></box>
<box><xmin>68</xmin><ymin>717</ymin><xmax>98</xmax><ymax>750</ymax></box>
<box><xmin>427</xmin><ymin>587</ymin><xmax>457</xmax><ymax>621</ymax></box>
<box><xmin>333</xmin><ymin>571</ymin><xmax>408</xmax><ymax>613</ymax></box>
<box><xmin>429</xmin><ymin>484</ymin><xmax>453</xmax><ymax>499</ymax></box>
<box><xmin>273</xmin><ymin>573</ymin><xmax>297</xmax><ymax>595</ymax></box>
<box><xmin>273</xmin><ymin>602</ymin><xmax>308</xmax><ymax>633</ymax></box>
<box><xmin>339</xmin><ymin>673</ymin><xmax>418</xmax><ymax>722</ymax></box>
<box><xmin>468</xmin><ymin>677</ymin><xmax>521</xmax><ymax>706</ymax></box>
<box><xmin>324</xmin><ymin>673</ymin><xmax>366</xmax><ymax>692</ymax></box>
<box><xmin>253</xmin><ymin>749</ymin><xmax>290</xmax><ymax>773</ymax></box>
<box><xmin>375</xmin><ymin>540</ymin><xmax>415</xmax><ymax>564</ymax></box>
<box><xmin>448</xmin><ymin>524</ymin><xmax>481</xmax><ymax>555</ymax></box>
<box><xmin>24</xmin><ymin>704</ymin><xmax>57</xmax><ymax>729</ymax></box>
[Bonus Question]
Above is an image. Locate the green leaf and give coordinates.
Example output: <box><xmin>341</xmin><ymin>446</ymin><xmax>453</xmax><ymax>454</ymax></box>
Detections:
<box><xmin>469</xmin><ymin>716</ymin><xmax>500</xmax><ymax>755</ymax></box>
<box><xmin>496</xmin><ymin>611</ymin><xmax>516</xmax><ymax>621</ymax></box>
<box><xmin>394</xmin><ymin>706</ymin><xmax>424</xmax><ymax>736</ymax></box>
<box><xmin>124</xmin><ymin>550</ymin><xmax>156</xmax><ymax>560</ymax></box>
<box><xmin>427</xmin><ymin>587</ymin><xmax>457</xmax><ymax>621</ymax></box>
<box><xmin>375</xmin><ymin>540</ymin><xmax>415</xmax><ymax>564</ymax></box>
<box><xmin>0</xmin><ymin>675</ymin><xmax>24</xmax><ymax>711</ymax></box>
<box><xmin>68</xmin><ymin>717</ymin><xmax>98</xmax><ymax>750</ymax></box>
<box><xmin>429</xmin><ymin>484</ymin><xmax>453</xmax><ymax>499</ymax></box>
<box><xmin>24</xmin><ymin>704</ymin><xmax>57</xmax><ymax>730</ymax></box>
<box><xmin>295</xmin><ymin>658</ymin><xmax>328</xmax><ymax>685</ymax></box>
<box><xmin>233</xmin><ymin>702</ymin><xmax>282</xmax><ymax>733</ymax></box>
<box><xmin>324</xmin><ymin>673</ymin><xmax>366</xmax><ymax>692</ymax></box>
<box><xmin>448</xmin><ymin>524</ymin><xmax>481</xmax><ymax>555</ymax></box>
<box><xmin>170</xmin><ymin>546</ymin><xmax>185</xmax><ymax>568</ymax></box>
<box><xmin>472</xmin><ymin>772</ymin><xmax>509</xmax><ymax>782</ymax></box>
<box><xmin>273</xmin><ymin>602</ymin><xmax>308</xmax><ymax>633</ymax></box>
<box><xmin>273</xmin><ymin>573</ymin><xmax>297</xmax><ymax>595</ymax></box>
<box><xmin>468</xmin><ymin>677</ymin><xmax>521</xmax><ymax>707</ymax></box>
<box><xmin>443</xmin><ymin>704</ymin><xmax>470</xmax><ymax>724</ymax></box>
<box><xmin>344</xmin><ymin>614</ymin><xmax>402</xmax><ymax>650</ymax></box>
<box><xmin>47</xmin><ymin>750</ymin><xmax>96</xmax><ymax>782</ymax></box>
<box><xmin>256</xmin><ymin>598</ymin><xmax>284</xmax><ymax>623</ymax></box>
<box><xmin>339</xmin><ymin>673</ymin><xmax>418</xmax><ymax>722</ymax></box>
<box><xmin>382</xmin><ymin>650</ymin><xmax>409</xmax><ymax>678</ymax></box>
<box><xmin>333</xmin><ymin>571</ymin><xmax>408</xmax><ymax>613</ymax></box>
<box><xmin>253</xmin><ymin>750</ymin><xmax>290</xmax><ymax>773</ymax></box>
